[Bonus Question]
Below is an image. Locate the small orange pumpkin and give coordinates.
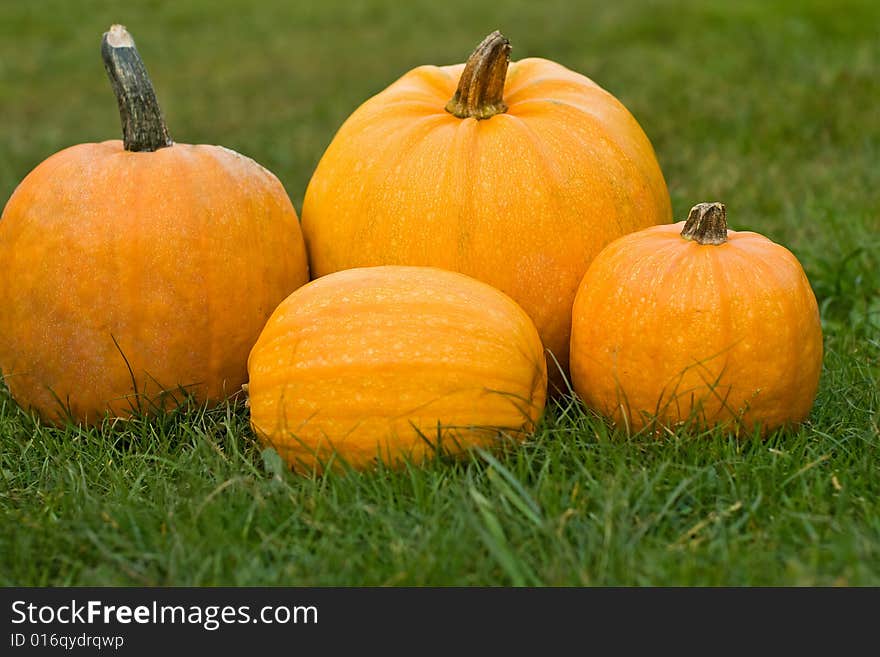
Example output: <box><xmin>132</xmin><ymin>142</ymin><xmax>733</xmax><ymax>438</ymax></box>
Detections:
<box><xmin>246</xmin><ymin>266</ymin><xmax>547</xmax><ymax>472</ymax></box>
<box><xmin>302</xmin><ymin>31</ymin><xmax>671</xmax><ymax>385</ymax></box>
<box><xmin>570</xmin><ymin>202</ymin><xmax>823</xmax><ymax>434</ymax></box>
<box><xmin>0</xmin><ymin>26</ymin><xmax>309</xmax><ymax>424</ymax></box>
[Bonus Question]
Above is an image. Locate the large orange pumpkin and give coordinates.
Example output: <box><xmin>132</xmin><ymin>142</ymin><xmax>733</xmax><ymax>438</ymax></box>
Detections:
<box><xmin>0</xmin><ymin>25</ymin><xmax>309</xmax><ymax>424</ymax></box>
<box><xmin>246</xmin><ymin>266</ymin><xmax>547</xmax><ymax>472</ymax></box>
<box><xmin>570</xmin><ymin>202</ymin><xmax>823</xmax><ymax>434</ymax></box>
<box><xmin>301</xmin><ymin>31</ymin><xmax>671</xmax><ymax>385</ymax></box>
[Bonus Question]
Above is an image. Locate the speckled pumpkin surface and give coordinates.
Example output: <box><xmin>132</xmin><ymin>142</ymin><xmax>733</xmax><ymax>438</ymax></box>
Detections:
<box><xmin>0</xmin><ymin>141</ymin><xmax>309</xmax><ymax>424</ymax></box>
<box><xmin>302</xmin><ymin>33</ymin><xmax>671</xmax><ymax>384</ymax></box>
<box><xmin>570</xmin><ymin>203</ymin><xmax>823</xmax><ymax>434</ymax></box>
<box><xmin>247</xmin><ymin>265</ymin><xmax>547</xmax><ymax>471</ymax></box>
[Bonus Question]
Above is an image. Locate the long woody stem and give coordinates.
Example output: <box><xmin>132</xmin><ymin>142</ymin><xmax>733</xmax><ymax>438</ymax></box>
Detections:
<box><xmin>101</xmin><ymin>24</ymin><xmax>172</xmax><ymax>152</ymax></box>
<box><xmin>681</xmin><ymin>202</ymin><xmax>728</xmax><ymax>245</ymax></box>
<box><xmin>445</xmin><ymin>31</ymin><xmax>511</xmax><ymax>120</ymax></box>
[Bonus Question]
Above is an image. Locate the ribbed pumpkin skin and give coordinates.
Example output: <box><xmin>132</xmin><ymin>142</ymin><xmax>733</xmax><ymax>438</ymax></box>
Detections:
<box><xmin>570</xmin><ymin>222</ymin><xmax>823</xmax><ymax>434</ymax></box>
<box><xmin>301</xmin><ymin>58</ymin><xmax>671</xmax><ymax>380</ymax></box>
<box><xmin>247</xmin><ymin>266</ymin><xmax>547</xmax><ymax>471</ymax></box>
<box><xmin>0</xmin><ymin>140</ymin><xmax>309</xmax><ymax>424</ymax></box>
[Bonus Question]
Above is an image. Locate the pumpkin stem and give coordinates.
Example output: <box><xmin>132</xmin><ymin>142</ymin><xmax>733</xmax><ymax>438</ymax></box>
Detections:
<box><xmin>101</xmin><ymin>25</ymin><xmax>172</xmax><ymax>152</ymax></box>
<box><xmin>681</xmin><ymin>202</ymin><xmax>728</xmax><ymax>245</ymax></box>
<box><xmin>445</xmin><ymin>31</ymin><xmax>511</xmax><ymax>120</ymax></box>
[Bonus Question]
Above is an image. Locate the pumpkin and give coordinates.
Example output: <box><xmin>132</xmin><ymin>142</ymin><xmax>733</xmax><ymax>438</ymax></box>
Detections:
<box><xmin>301</xmin><ymin>31</ymin><xmax>671</xmax><ymax>387</ymax></box>
<box><xmin>569</xmin><ymin>202</ymin><xmax>823</xmax><ymax>434</ymax></box>
<box><xmin>0</xmin><ymin>25</ymin><xmax>309</xmax><ymax>424</ymax></box>
<box><xmin>246</xmin><ymin>265</ymin><xmax>547</xmax><ymax>472</ymax></box>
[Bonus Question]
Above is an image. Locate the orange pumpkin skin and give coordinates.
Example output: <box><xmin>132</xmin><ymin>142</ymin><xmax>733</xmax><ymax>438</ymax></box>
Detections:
<box><xmin>301</xmin><ymin>52</ymin><xmax>671</xmax><ymax>381</ymax></box>
<box><xmin>0</xmin><ymin>140</ymin><xmax>309</xmax><ymax>424</ymax></box>
<box><xmin>247</xmin><ymin>266</ymin><xmax>547</xmax><ymax>472</ymax></box>
<box><xmin>569</xmin><ymin>216</ymin><xmax>823</xmax><ymax>434</ymax></box>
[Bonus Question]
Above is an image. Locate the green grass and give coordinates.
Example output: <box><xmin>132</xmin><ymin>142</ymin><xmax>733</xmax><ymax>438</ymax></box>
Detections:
<box><xmin>1</xmin><ymin>0</ymin><xmax>878</xmax><ymax>585</ymax></box>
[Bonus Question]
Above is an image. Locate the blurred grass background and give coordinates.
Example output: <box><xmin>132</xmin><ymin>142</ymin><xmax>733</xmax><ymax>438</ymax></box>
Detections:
<box><xmin>3</xmin><ymin>0</ymin><xmax>878</xmax><ymax>326</ymax></box>
<box><xmin>3</xmin><ymin>0</ymin><xmax>877</xmax><ymax>229</ymax></box>
<box><xmin>1</xmin><ymin>0</ymin><xmax>878</xmax><ymax>585</ymax></box>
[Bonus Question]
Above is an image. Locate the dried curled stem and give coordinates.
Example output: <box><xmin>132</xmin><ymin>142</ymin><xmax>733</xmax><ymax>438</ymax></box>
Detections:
<box><xmin>445</xmin><ymin>31</ymin><xmax>511</xmax><ymax>120</ymax></box>
<box><xmin>681</xmin><ymin>202</ymin><xmax>728</xmax><ymax>245</ymax></box>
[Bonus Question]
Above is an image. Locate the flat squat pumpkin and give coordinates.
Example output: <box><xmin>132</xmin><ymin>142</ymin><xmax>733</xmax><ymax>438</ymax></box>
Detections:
<box><xmin>0</xmin><ymin>26</ymin><xmax>309</xmax><ymax>424</ymax></box>
<box><xmin>570</xmin><ymin>203</ymin><xmax>823</xmax><ymax>434</ymax></box>
<box><xmin>246</xmin><ymin>266</ymin><xmax>548</xmax><ymax>472</ymax></box>
<box><xmin>301</xmin><ymin>31</ymin><xmax>672</xmax><ymax>384</ymax></box>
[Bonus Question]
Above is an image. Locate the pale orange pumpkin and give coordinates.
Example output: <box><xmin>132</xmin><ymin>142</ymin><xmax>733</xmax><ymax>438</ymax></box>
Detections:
<box><xmin>570</xmin><ymin>203</ymin><xmax>823</xmax><ymax>434</ymax></box>
<box><xmin>0</xmin><ymin>25</ymin><xmax>309</xmax><ymax>424</ymax></box>
<box><xmin>302</xmin><ymin>31</ymin><xmax>671</xmax><ymax>385</ymax></box>
<box><xmin>246</xmin><ymin>266</ymin><xmax>547</xmax><ymax>472</ymax></box>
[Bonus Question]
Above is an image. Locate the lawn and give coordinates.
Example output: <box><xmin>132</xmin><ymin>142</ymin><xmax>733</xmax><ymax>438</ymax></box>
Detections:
<box><xmin>1</xmin><ymin>0</ymin><xmax>878</xmax><ymax>586</ymax></box>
